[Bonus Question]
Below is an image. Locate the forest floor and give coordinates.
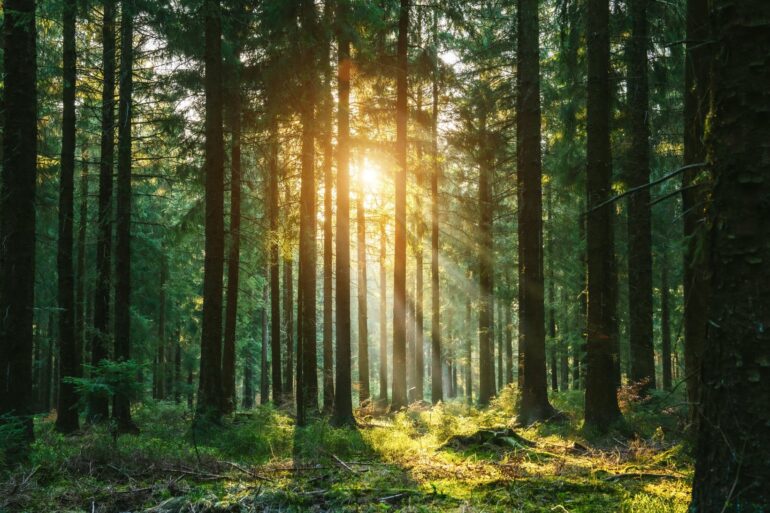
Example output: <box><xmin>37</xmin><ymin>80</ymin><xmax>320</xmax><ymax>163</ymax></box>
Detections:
<box><xmin>0</xmin><ymin>386</ymin><xmax>693</xmax><ymax>512</ymax></box>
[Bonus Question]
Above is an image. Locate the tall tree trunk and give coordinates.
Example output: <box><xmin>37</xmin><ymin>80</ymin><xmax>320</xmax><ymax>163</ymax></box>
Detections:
<box><xmin>691</xmin><ymin>2</ymin><xmax>770</xmax><ymax>507</ymax></box>
<box><xmin>660</xmin><ymin>252</ymin><xmax>672</xmax><ymax>391</ymax></box>
<box><xmin>413</xmin><ymin>10</ymin><xmax>425</xmax><ymax>404</ymax></box>
<box><xmin>505</xmin><ymin>299</ymin><xmax>513</xmax><ymax>385</ymax></box>
<box><xmin>465</xmin><ymin>292</ymin><xmax>472</xmax><ymax>405</ymax></box>
<box><xmin>497</xmin><ymin>301</ymin><xmax>504</xmax><ymax>391</ymax></box>
<box><xmin>75</xmin><ymin>150</ymin><xmax>89</xmax><ymax>380</ymax></box>
<box><xmin>113</xmin><ymin>0</ymin><xmax>137</xmax><ymax>432</ymax></box>
<box><xmin>261</xmin><ymin>283</ymin><xmax>270</xmax><ymax>405</ymax></box>
<box><xmin>584</xmin><ymin>0</ymin><xmax>622</xmax><ymax>430</ymax></box>
<box><xmin>478</xmin><ymin>104</ymin><xmax>494</xmax><ymax>407</ymax></box>
<box><xmin>198</xmin><ymin>0</ymin><xmax>225</xmax><ymax>420</ymax></box>
<box><xmin>88</xmin><ymin>0</ymin><xmax>116</xmax><ymax>424</ymax></box>
<box><xmin>174</xmin><ymin>339</ymin><xmax>181</xmax><ymax>404</ymax></box>
<box><xmin>546</xmin><ymin>185</ymin><xmax>558</xmax><ymax>394</ymax></box>
<box><xmin>268</xmin><ymin>115</ymin><xmax>283</xmax><ymax>403</ymax></box>
<box><xmin>357</xmin><ymin>172</ymin><xmax>370</xmax><ymax>404</ymax></box>
<box><xmin>157</xmin><ymin>259</ymin><xmax>167</xmax><ymax>400</ymax></box>
<box><xmin>242</xmin><ymin>339</ymin><xmax>253</xmax><ymax>409</ymax></box>
<box><xmin>283</xmin><ymin>254</ymin><xmax>294</xmax><ymax>395</ymax></box>
<box><xmin>516</xmin><ymin>0</ymin><xmax>555</xmax><ymax>424</ymax></box>
<box><xmin>391</xmin><ymin>0</ymin><xmax>410</xmax><ymax>411</ymax></box>
<box><xmin>333</xmin><ymin>0</ymin><xmax>355</xmax><ymax>426</ymax></box>
<box><xmin>378</xmin><ymin>218</ymin><xmax>388</xmax><ymax>405</ymax></box>
<box><xmin>222</xmin><ymin>38</ymin><xmax>243</xmax><ymax>415</ymax></box>
<box><xmin>430</xmin><ymin>10</ymin><xmax>442</xmax><ymax>405</ymax></box>
<box><xmin>626</xmin><ymin>0</ymin><xmax>655</xmax><ymax>392</ymax></box>
<box><xmin>321</xmin><ymin>2</ymin><xmax>335</xmax><ymax>415</ymax></box>
<box><xmin>297</xmin><ymin>0</ymin><xmax>319</xmax><ymax>422</ymax></box>
<box><xmin>682</xmin><ymin>0</ymin><xmax>709</xmax><ymax>428</ymax></box>
<box><xmin>55</xmin><ymin>0</ymin><xmax>79</xmax><ymax>434</ymax></box>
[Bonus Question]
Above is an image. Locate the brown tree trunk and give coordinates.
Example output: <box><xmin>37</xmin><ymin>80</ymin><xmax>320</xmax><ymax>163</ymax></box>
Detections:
<box><xmin>430</xmin><ymin>8</ymin><xmax>442</xmax><ymax>405</ymax></box>
<box><xmin>268</xmin><ymin>114</ymin><xmax>283</xmax><ymax>403</ymax></box>
<box><xmin>626</xmin><ymin>0</ymin><xmax>655</xmax><ymax>392</ymax></box>
<box><xmin>516</xmin><ymin>0</ymin><xmax>555</xmax><ymax>424</ymax></box>
<box><xmin>222</xmin><ymin>36</ymin><xmax>243</xmax><ymax>415</ymax></box>
<box><xmin>55</xmin><ymin>0</ymin><xmax>79</xmax><ymax>434</ymax></box>
<box><xmin>465</xmin><ymin>291</ymin><xmax>472</xmax><ymax>405</ymax></box>
<box><xmin>357</xmin><ymin>171</ymin><xmax>370</xmax><ymax>404</ymax></box>
<box><xmin>391</xmin><ymin>0</ymin><xmax>410</xmax><ymax>411</ymax></box>
<box><xmin>682</xmin><ymin>0</ymin><xmax>709</xmax><ymax>428</ymax></box>
<box><xmin>156</xmin><ymin>259</ymin><xmax>167</xmax><ymax>400</ymax></box>
<box><xmin>478</xmin><ymin>104</ymin><xmax>494</xmax><ymax>407</ymax></box>
<box><xmin>261</xmin><ymin>283</ymin><xmax>269</xmax><ymax>406</ymax></box>
<box><xmin>283</xmin><ymin>254</ymin><xmax>294</xmax><ymax>395</ymax></box>
<box><xmin>75</xmin><ymin>150</ymin><xmax>88</xmax><ymax>381</ymax></box>
<box><xmin>584</xmin><ymin>0</ymin><xmax>622</xmax><ymax>430</ymax></box>
<box><xmin>378</xmin><ymin>218</ymin><xmax>389</xmax><ymax>405</ymax></box>
<box><xmin>332</xmin><ymin>0</ymin><xmax>355</xmax><ymax>426</ymax></box>
<box><xmin>660</xmin><ymin>252</ymin><xmax>672</xmax><ymax>391</ymax></box>
<box><xmin>113</xmin><ymin>0</ymin><xmax>137</xmax><ymax>432</ymax></box>
<box><xmin>88</xmin><ymin>0</ymin><xmax>116</xmax><ymax>424</ymax></box>
<box><xmin>691</xmin><ymin>2</ymin><xmax>770</xmax><ymax>507</ymax></box>
<box><xmin>197</xmin><ymin>0</ymin><xmax>225</xmax><ymax>420</ymax></box>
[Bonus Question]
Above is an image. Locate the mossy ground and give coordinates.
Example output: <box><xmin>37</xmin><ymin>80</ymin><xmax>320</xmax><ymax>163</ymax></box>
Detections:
<box><xmin>0</xmin><ymin>386</ymin><xmax>692</xmax><ymax>512</ymax></box>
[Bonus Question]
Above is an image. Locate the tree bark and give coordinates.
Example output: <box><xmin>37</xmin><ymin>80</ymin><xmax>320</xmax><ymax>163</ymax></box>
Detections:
<box><xmin>478</xmin><ymin>103</ymin><xmax>494</xmax><ymax>407</ymax></box>
<box><xmin>584</xmin><ymin>0</ymin><xmax>622</xmax><ymax>430</ymax></box>
<box><xmin>156</xmin><ymin>259</ymin><xmax>167</xmax><ymax>400</ymax></box>
<box><xmin>391</xmin><ymin>0</ymin><xmax>410</xmax><ymax>411</ymax></box>
<box><xmin>268</xmin><ymin>114</ymin><xmax>283</xmax><ymax>403</ymax></box>
<box><xmin>626</xmin><ymin>0</ymin><xmax>655</xmax><ymax>392</ymax></box>
<box><xmin>682</xmin><ymin>0</ymin><xmax>709</xmax><ymax>429</ymax></box>
<box><xmin>75</xmin><ymin>150</ymin><xmax>89</xmax><ymax>382</ymax></box>
<box><xmin>283</xmin><ymin>254</ymin><xmax>294</xmax><ymax>395</ymax></box>
<box><xmin>516</xmin><ymin>0</ymin><xmax>555</xmax><ymax>424</ymax></box>
<box><xmin>113</xmin><ymin>0</ymin><xmax>137</xmax><ymax>432</ymax></box>
<box><xmin>333</xmin><ymin>0</ymin><xmax>355</xmax><ymax>426</ymax></box>
<box><xmin>357</xmin><ymin>171</ymin><xmax>370</xmax><ymax>404</ymax></box>
<box><xmin>197</xmin><ymin>0</ymin><xmax>226</xmax><ymax>420</ymax></box>
<box><xmin>88</xmin><ymin>0</ymin><xmax>116</xmax><ymax>424</ymax></box>
<box><xmin>261</xmin><ymin>283</ymin><xmax>270</xmax><ymax>405</ymax></box>
<box><xmin>378</xmin><ymin>218</ymin><xmax>389</xmax><ymax>405</ymax></box>
<box><xmin>660</xmin><ymin>252</ymin><xmax>672</xmax><ymax>391</ymax></box>
<box><xmin>222</xmin><ymin>36</ymin><xmax>243</xmax><ymax>415</ymax></box>
<box><xmin>430</xmin><ymin>10</ymin><xmax>442</xmax><ymax>406</ymax></box>
<box><xmin>55</xmin><ymin>0</ymin><xmax>80</xmax><ymax>434</ymax></box>
<box><xmin>691</xmin><ymin>2</ymin><xmax>770</xmax><ymax>507</ymax></box>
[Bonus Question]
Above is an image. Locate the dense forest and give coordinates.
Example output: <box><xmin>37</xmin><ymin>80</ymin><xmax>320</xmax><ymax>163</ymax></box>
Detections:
<box><xmin>0</xmin><ymin>0</ymin><xmax>768</xmax><ymax>511</ymax></box>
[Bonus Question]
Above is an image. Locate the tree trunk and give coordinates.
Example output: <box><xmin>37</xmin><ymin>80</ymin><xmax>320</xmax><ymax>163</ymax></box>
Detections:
<box><xmin>478</xmin><ymin>103</ymin><xmax>494</xmax><ymax>407</ymax></box>
<box><xmin>357</xmin><ymin>171</ymin><xmax>370</xmax><ymax>404</ymax></box>
<box><xmin>626</xmin><ymin>0</ymin><xmax>655</xmax><ymax>393</ymax></box>
<box><xmin>268</xmin><ymin>116</ymin><xmax>283</xmax><ymax>403</ymax></box>
<box><xmin>660</xmin><ymin>252</ymin><xmax>672</xmax><ymax>391</ymax></box>
<box><xmin>156</xmin><ymin>259</ymin><xmax>167</xmax><ymax>400</ymax></box>
<box><xmin>584</xmin><ymin>0</ymin><xmax>622</xmax><ymax>430</ymax></box>
<box><xmin>682</xmin><ymin>0</ymin><xmax>709</xmax><ymax>428</ymax></box>
<box><xmin>497</xmin><ymin>301</ymin><xmax>504</xmax><ymax>391</ymax></box>
<box><xmin>691</xmin><ymin>2</ymin><xmax>770</xmax><ymax>507</ymax></box>
<box><xmin>378</xmin><ymin>218</ymin><xmax>389</xmax><ymax>405</ymax></box>
<box><xmin>88</xmin><ymin>0</ymin><xmax>116</xmax><ymax>424</ymax></box>
<box><xmin>198</xmin><ymin>0</ymin><xmax>225</xmax><ymax>420</ymax></box>
<box><xmin>430</xmin><ymin>9</ymin><xmax>442</xmax><ymax>406</ymax></box>
<box><xmin>75</xmin><ymin>150</ymin><xmax>89</xmax><ymax>381</ymax></box>
<box><xmin>321</xmin><ymin>2</ymin><xmax>335</xmax><ymax>414</ymax></box>
<box><xmin>174</xmin><ymin>339</ymin><xmax>181</xmax><ymax>404</ymax></box>
<box><xmin>112</xmin><ymin>0</ymin><xmax>137</xmax><ymax>432</ymax></box>
<box><xmin>391</xmin><ymin>0</ymin><xmax>410</xmax><ymax>411</ymax></box>
<box><xmin>222</xmin><ymin>37</ymin><xmax>243</xmax><ymax>415</ymax></box>
<box><xmin>242</xmin><ymin>339</ymin><xmax>253</xmax><ymax>409</ymax></box>
<box><xmin>55</xmin><ymin>0</ymin><xmax>79</xmax><ymax>434</ymax></box>
<box><xmin>332</xmin><ymin>0</ymin><xmax>355</xmax><ymax>426</ymax></box>
<box><xmin>505</xmin><ymin>299</ymin><xmax>513</xmax><ymax>385</ymax></box>
<box><xmin>516</xmin><ymin>0</ymin><xmax>555</xmax><ymax>424</ymax></box>
<box><xmin>297</xmin><ymin>0</ymin><xmax>319</xmax><ymax>421</ymax></box>
<box><xmin>283</xmin><ymin>254</ymin><xmax>294</xmax><ymax>395</ymax></box>
<box><xmin>261</xmin><ymin>283</ymin><xmax>269</xmax><ymax>406</ymax></box>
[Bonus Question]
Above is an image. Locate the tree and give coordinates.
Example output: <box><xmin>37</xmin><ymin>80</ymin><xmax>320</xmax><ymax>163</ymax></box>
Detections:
<box><xmin>198</xmin><ymin>0</ymin><xmax>226</xmax><ymax>420</ymax></box>
<box><xmin>297</xmin><ymin>0</ymin><xmax>320</xmax><ymax>421</ymax></box>
<box><xmin>357</xmin><ymin>171</ymin><xmax>370</xmax><ymax>404</ymax></box>
<box><xmin>268</xmin><ymin>113</ymin><xmax>283</xmax><ymax>404</ymax></box>
<box><xmin>55</xmin><ymin>0</ymin><xmax>80</xmax><ymax>434</ymax></box>
<box><xmin>690</xmin><ymin>2</ymin><xmax>770</xmax><ymax>508</ymax></box>
<box><xmin>429</xmin><ymin>10</ymin><xmax>442</xmax><ymax>405</ymax></box>
<box><xmin>333</xmin><ymin>0</ymin><xmax>355</xmax><ymax>427</ymax></box>
<box><xmin>88</xmin><ymin>0</ymin><xmax>117</xmax><ymax>423</ymax></box>
<box><xmin>378</xmin><ymin>217</ymin><xmax>389</xmax><ymax>406</ymax></box>
<box><xmin>682</xmin><ymin>0</ymin><xmax>709</xmax><ymax>427</ymax></box>
<box><xmin>626</xmin><ymin>0</ymin><xmax>655</xmax><ymax>391</ymax></box>
<box><xmin>222</xmin><ymin>24</ymin><xmax>244</xmax><ymax>414</ymax></box>
<box><xmin>584</xmin><ymin>0</ymin><xmax>622</xmax><ymax>430</ymax></box>
<box><xmin>478</xmin><ymin>95</ymin><xmax>494</xmax><ymax>407</ymax></box>
<box><xmin>391</xmin><ymin>0</ymin><xmax>410</xmax><ymax>411</ymax></box>
<box><xmin>114</xmin><ymin>0</ymin><xmax>138</xmax><ymax>432</ymax></box>
<box><xmin>0</xmin><ymin>0</ymin><xmax>38</xmax><ymax>450</ymax></box>
<box><xmin>660</xmin><ymin>252</ymin><xmax>672</xmax><ymax>391</ymax></box>
<box><xmin>515</xmin><ymin>0</ymin><xmax>556</xmax><ymax>424</ymax></box>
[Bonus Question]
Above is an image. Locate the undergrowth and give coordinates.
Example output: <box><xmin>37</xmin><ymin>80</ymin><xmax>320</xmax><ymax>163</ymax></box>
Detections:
<box><xmin>0</xmin><ymin>386</ymin><xmax>692</xmax><ymax>512</ymax></box>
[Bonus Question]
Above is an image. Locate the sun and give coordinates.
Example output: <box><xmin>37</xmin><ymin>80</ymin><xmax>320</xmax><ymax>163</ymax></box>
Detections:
<box><xmin>355</xmin><ymin>157</ymin><xmax>382</xmax><ymax>193</ymax></box>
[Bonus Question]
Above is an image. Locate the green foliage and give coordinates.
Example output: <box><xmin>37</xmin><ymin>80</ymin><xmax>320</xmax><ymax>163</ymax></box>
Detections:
<box><xmin>0</xmin><ymin>414</ymin><xmax>27</xmax><ymax>471</ymax></box>
<box><xmin>64</xmin><ymin>360</ymin><xmax>144</xmax><ymax>408</ymax></box>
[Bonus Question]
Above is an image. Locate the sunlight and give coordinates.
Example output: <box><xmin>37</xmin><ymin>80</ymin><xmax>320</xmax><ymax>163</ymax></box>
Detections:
<box><xmin>354</xmin><ymin>156</ymin><xmax>383</xmax><ymax>194</ymax></box>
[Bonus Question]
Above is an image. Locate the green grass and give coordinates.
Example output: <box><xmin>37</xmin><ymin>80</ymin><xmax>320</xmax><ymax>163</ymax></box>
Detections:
<box><xmin>0</xmin><ymin>387</ymin><xmax>693</xmax><ymax>512</ymax></box>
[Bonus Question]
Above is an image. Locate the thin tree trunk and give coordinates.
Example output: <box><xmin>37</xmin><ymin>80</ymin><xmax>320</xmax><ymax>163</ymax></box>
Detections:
<box><xmin>261</xmin><ymin>283</ymin><xmax>269</xmax><ymax>406</ymax></box>
<box><xmin>430</xmin><ymin>10</ymin><xmax>442</xmax><ymax>405</ymax></box>
<box><xmin>357</xmin><ymin>172</ymin><xmax>370</xmax><ymax>404</ymax></box>
<box><xmin>88</xmin><ymin>0</ymin><xmax>116</xmax><ymax>424</ymax></box>
<box><xmin>75</xmin><ymin>150</ymin><xmax>88</xmax><ymax>380</ymax></box>
<box><xmin>478</xmin><ymin>104</ymin><xmax>494</xmax><ymax>407</ymax></box>
<box><xmin>283</xmin><ymin>255</ymin><xmax>294</xmax><ymax>395</ymax></box>
<box><xmin>157</xmin><ymin>259</ymin><xmax>167</xmax><ymax>400</ymax></box>
<box><xmin>198</xmin><ymin>0</ymin><xmax>226</xmax><ymax>420</ymax></box>
<box><xmin>222</xmin><ymin>36</ymin><xmax>243</xmax><ymax>415</ymax></box>
<box><xmin>497</xmin><ymin>301</ymin><xmax>504</xmax><ymax>391</ymax></box>
<box><xmin>378</xmin><ymin>218</ymin><xmax>389</xmax><ymax>405</ymax></box>
<box><xmin>391</xmin><ymin>0</ymin><xmax>410</xmax><ymax>411</ymax></box>
<box><xmin>660</xmin><ymin>252</ymin><xmax>672</xmax><ymax>391</ymax></box>
<box><xmin>465</xmin><ymin>292</ymin><xmax>472</xmax><ymax>405</ymax></box>
<box><xmin>584</xmin><ymin>0</ymin><xmax>622</xmax><ymax>430</ymax></box>
<box><xmin>55</xmin><ymin>0</ymin><xmax>79</xmax><ymax>434</ymax></box>
<box><xmin>505</xmin><ymin>299</ymin><xmax>513</xmax><ymax>385</ymax></box>
<box><xmin>332</xmin><ymin>0</ymin><xmax>355</xmax><ymax>426</ymax></box>
<box><xmin>268</xmin><ymin>117</ymin><xmax>283</xmax><ymax>402</ymax></box>
<box><xmin>174</xmin><ymin>339</ymin><xmax>181</xmax><ymax>404</ymax></box>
